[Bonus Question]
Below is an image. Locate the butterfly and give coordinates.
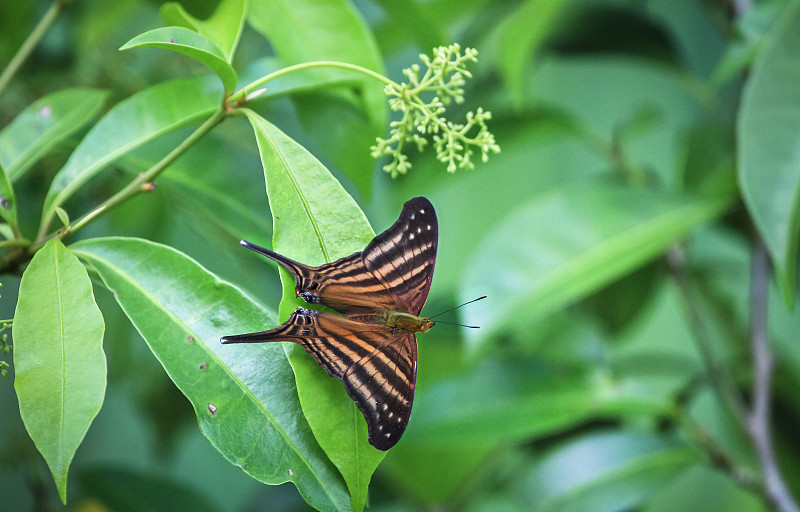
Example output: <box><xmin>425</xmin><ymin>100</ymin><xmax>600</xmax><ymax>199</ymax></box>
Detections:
<box><xmin>221</xmin><ymin>197</ymin><xmax>438</xmax><ymax>450</ymax></box>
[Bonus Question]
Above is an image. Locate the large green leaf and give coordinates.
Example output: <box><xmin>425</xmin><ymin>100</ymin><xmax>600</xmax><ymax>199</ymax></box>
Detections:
<box><xmin>495</xmin><ymin>0</ymin><xmax>569</xmax><ymax>105</ymax></box>
<box><xmin>406</xmin><ymin>358</ymin><xmax>599</xmax><ymax>447</ymax></box>
<box><xmin>13</xmin><ymin>239</ymin><xmax>106</xmax><ymax>504</ymax></box>
<box><xmin>160</xmin><ymin>0</ymin><xmax>247</xmax><ymax>62</ymax></box>
<box><xmin>527</xmin><ymin>56</ymin><xmax>702</xmax><ymax>187</ymax></box>
<box><xmin>247</xmin><ymin>0</ymin><xmax>383</xmax><ymax>120</ymax></box>
<box><xmin>0</xmin><ymin>88</ymin><xmax>108</xmax><ymax>181</ymax></box>
<box><xmin>514</xmin><ymin>431</ymin><xmax>697</xmax><ymax>512</ymax></box>
<box><xmin>738</xmin><ymin>1</ymin><xmax>800</xmax><ymax>306</ymax></box>
<box><xmin>70</xmin><ymin>237</ymin><xmax>352</xmax><ymax>512</ymax></box>
<box><xmin>460</xmin><ymin>183</ymin><xmax>731</xmax><ymax>344</ymax></box>
<box><xmin>643</xmin><ymin>465</ymin><xmax>768</xmax><ymax>512</ymax></box>
<box><xmin>78</xmin><ymin>466</ymin><xmax>221</xmax><ymax>512</ymax></box>
<box><xmin>244</xmin><ymin>110</ymin><xmax>384</xmax><ymax>512</ymax></box>
<box><xmin>40</xmin><ymin>75</ymin><xmax>222</xmax><ymax>236</ymax></box>
<box><xmin>121</xmin><ymin>27</ymin><xmax>237</xmax><ymax>95</ymax></box>
<box><xmin>248</xmin><ymin>0</ymin><xmax>386</xmax><ymax>197</ymax></box>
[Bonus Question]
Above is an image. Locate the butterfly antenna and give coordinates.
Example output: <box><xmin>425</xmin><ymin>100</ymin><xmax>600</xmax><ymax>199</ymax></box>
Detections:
<box><xmin>432</xmin><ymin>320</ymin><xmax>480</xmax><ymax>329</ymax></box>
<box><xmin>428</xmin><ymin>295</ymin><xmax>487</xmax><ymax>320</ymax></box>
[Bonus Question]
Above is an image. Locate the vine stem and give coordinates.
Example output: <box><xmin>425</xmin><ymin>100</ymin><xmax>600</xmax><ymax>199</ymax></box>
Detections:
<box><xmin>747</xmin><ymin>240</ymin><xmax>800</xmax><ymax>512</ymax></box>
<box><xmin>33</xmin><ymin>108</ymin><xmax>227</xmax><ymax>249</ymax></box>
<box><xmin>234</xmin><ymin>60</ymin><xmax>393</xmax><ymax>101</ymax></box>
<box><xmin>0</xmin><ymin>0</ymin><xmax>70</xmax><ymax>97</ymax></box>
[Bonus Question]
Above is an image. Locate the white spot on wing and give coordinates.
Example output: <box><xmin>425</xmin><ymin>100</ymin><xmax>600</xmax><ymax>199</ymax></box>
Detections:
<box><xmin>388</xmin><ymin>412</ymin><xmax>394</xmax><ymax>419</ymax></box>
<box><xmin>420</xmin><ymin>209</ymin><xmax>425</xmax><ymax>214</ymax></box>
<box><xmin>384</xmin><ymin>433</ymin><xmax>391</xmax><ymax>438</ymax></box>
<box><xmin>382</xmin><ymin>404</ymin><xmax>388</xmax><ymax>411</ymax></box>
<box><xmin>409</xmin><ymin>234</ymin><xmax>415</xmax><ymax>240</ymax></box>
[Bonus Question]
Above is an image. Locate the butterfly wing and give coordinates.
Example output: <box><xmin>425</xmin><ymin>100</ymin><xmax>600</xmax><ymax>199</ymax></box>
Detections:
<box><xmin>238</xmin><ymin>242</ymin><xmax>397</xmax><ymax>314</ymax></box>
<box><xmin>221</xmin><ymin>308</ymin><xmax>417</xmax><ymax>450</ymax></box>
<box><xmin>342</xmin><ymin>330</ymin><xmax>416</xmax><ymax>450</ymax></box>
<box><xmin>239</xmin><ymin>197</ymin><xmax>438</xmax><ymax>316</ymax></box>
<box><xmin>362</xmin><ymin>197</ymin><xmax>438</xmax><ymax>315</ymax></box>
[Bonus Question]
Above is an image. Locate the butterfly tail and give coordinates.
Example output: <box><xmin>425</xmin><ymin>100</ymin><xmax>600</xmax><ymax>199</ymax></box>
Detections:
<box><xmin>220</xmin><ymin>331</ymin><xmax>284</xmax><ymax>344</ymax></box>
<box><xmin>240</xmin><ymin>240</ymin><xmax>311</xmax><ymax>278</ymax></box>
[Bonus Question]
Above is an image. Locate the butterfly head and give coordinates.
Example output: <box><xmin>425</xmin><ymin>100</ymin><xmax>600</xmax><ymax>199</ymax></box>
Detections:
<box><xmin>419</xmin><ymin>318</ymin><xmax>435</xmax><ymax>333</ymax></box>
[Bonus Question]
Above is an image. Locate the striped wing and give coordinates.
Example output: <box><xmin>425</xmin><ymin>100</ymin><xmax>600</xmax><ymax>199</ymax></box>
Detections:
<box><xmin>363</xmin><ymin>196</ymin><xmax>438</xmax><ymax>315</ymax></box>
<box><xmin>238</xmin><ymin>244</ymin><xmax>398</xmax><ymax>314</ymax></box>
<box><xmin>220</xmin><ymin>308</ymin><xmax>417</xmax><ymax>450</ymax></box>
<box><xmin>238</xmin><ymin>197</ymin><xmax>438</xmax><ymax>316</ymax></box>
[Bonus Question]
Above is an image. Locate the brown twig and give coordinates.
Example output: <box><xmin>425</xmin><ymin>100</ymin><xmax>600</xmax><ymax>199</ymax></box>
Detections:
<box><xmin>747</xmin><ymin>240</ymin><xmax>799</xmax><ymax>512</ymax></box>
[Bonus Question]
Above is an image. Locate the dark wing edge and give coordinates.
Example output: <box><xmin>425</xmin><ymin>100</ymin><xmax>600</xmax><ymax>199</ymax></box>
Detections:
<box><xmin>362</xmin><ymin>197</ymin><xmax>438</xmax><ymax>315</ymax></box>
<box><xmin>342</xmin><ymin>331</ymin><xmax>418</xmax><ymax>450</ymax></box>
<box><xmin>221</xmin><ymin>308</ymin><xmax>419</xmax><ymax>450</ymax></box>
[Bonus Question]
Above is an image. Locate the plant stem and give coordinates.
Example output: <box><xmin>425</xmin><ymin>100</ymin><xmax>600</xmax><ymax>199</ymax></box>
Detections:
<box><xmin>0</xmin><ymin>0</ymin><xmax>69</xmax><ymax>97</ymax></box>
<box><xmin>666</xmin><ymin>244</ymin><xmax>749</xmax><ymax>425</ymax></box>
<box><xmin>671</xmin><ymin>401</ymin><xmax>759</xmax><ymax>493</ymax></box>
<box><xmin>0</xmin><ymin>239</ymin><xmax>31</xmax><ymax>248</ymax></box>
<box><xmin>747</xmin><ymin>239</ymin><xmax>800</xmax><ymax>512</ymax></box>
<box><xmin>234</xmin><ymin>60</ymin><xmax>393</xmax><ymax>102</ymax></box>
<box><xmin>31</xmin><ymin>108</ymin><xmax>227</xmax><ymax>251</ymax></box>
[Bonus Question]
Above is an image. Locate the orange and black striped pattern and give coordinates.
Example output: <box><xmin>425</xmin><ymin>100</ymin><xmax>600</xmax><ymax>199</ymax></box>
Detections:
<box><xmin>221</xmin><ymin>197</ymin><xmax>438</xmax><ymax>450</ymax></box>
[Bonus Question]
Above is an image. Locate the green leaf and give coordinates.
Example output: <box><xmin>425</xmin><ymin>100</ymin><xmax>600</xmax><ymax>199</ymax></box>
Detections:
<box><xmin>160</xmin><ymin>0</ymin><xmax>247</xmax><ymax>62</ymax></box>
<box><xmin>37</xmin><ymin>62</ymin><xmax>362</xmax><ymax>239</ymax></box>
<box><xmin>460</xmin><ymin>183</ymin><xmax>731</xmax><ymax>344</ymax></box>
<box><xmin>381</xmin><ymin>443</ymin><xmax>498</xmax><ymax>505</ymax></box>
<box><xmin>0</xmin><ymin>88</ymin><xmax>108</xmax><ymax>181</ymax></box>
<box><xmin>54</xmin><ymin>206</ymin><xmax>70</xmax><ymax>227</ymax></box>
<box><xmin>244</xmin><ymin>109</ymin><xmax>385</xmax><ymax>512</ymax></box>
<box><xmin>79</xmin><ymin>466</ymin><xmax>221</xmax><ymax>512</ymax></box>
<box><xmin>515</xmin><ymin>431</ymin><xmax>697</xmax><ymax>512</ymax></box>
<box><xmin>406</xmin><ymin>358</ymin><xmax>601</xmax><ymax>447</ymax></box>
<box><xmin>248</xmin><ymin>0</ymin><xmax>386</xmax><ymax>197</ymax></box>
<box><xmin>0</xmin><ymin>223</ymin><xmax>14</xmax><ymax>241</ymax></box>
<box><xmin>738</xmin><ymin>1</ymin><xmax>800</xmax><ymax>307</ymax></box>
<box><xmin>13</xmin><ymin>239</ymin><xmax>106</xmax><ymax>504</ymax></box>
<box><xmin>70</xmin><ymin>237</ymin><xmax>352</xmax><ymax>512</ymax></box>
<box><xmin>643</xmin><ymin>466</ymin><xmax>768</xmax><ymax>512</ymax></box>
<box><xmin>40</xmin><ymin>75</ymin><xmax>221</xmax><ymax>236</ymax></box>
<box><xmin>495</xmin><ymin>0</ymin><xmax>569</xmax><ymax>105</ymax></box>
<box><xmin>711</xmin><ymin>2</ymin><xmax>783</xmax><ymax>87</ymax></box>
<box><xmin>0</xmin><ymin>161</ymin><xmax>18</xmax><ymax>229</ymax></box>
<box><xmin>120</xmin><ymin>27</ymin><xmax>237</xmax><ymax>95</ymax></box>
<box><xmin>527</xmin><ymin>57</ymin><xmax>702</xmax><ymax>187</ymax></box>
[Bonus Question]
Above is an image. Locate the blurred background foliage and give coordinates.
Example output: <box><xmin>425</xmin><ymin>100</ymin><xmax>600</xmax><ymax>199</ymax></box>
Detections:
<box><xmin>1</xmin><ymin>0</ymin><xmax>799</xmax><ymax>511</ymax></box>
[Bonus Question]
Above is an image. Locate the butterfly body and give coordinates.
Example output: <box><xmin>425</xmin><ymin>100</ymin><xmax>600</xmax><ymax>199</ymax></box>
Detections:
<box><xmin>221</xmin><ymin>197</ymin><xmax>438</xmax><ymax>450</ymax></box>
<box><xmin>372</xmin><ymin>310</ymin><xmax>435</xmax><ymax>333</ymax></box>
